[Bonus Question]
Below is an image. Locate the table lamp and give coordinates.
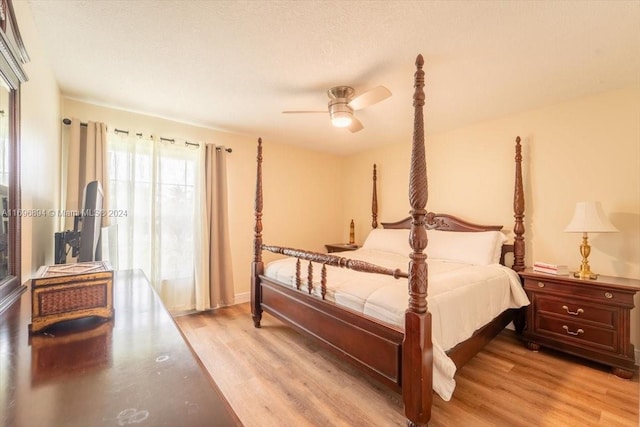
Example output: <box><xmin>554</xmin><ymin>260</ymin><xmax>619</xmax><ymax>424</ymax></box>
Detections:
<box><xmin>564</xmin><ymin>201</ymin><xmax>618</xmax><ymax>279</ymax></box>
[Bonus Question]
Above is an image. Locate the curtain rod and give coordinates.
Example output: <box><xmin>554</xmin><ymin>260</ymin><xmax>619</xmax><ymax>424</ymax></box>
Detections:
<box><xmin>62</xmin><ymin>118</ymin><xmax>232</xmax><ymax>152</ymax></box>
<box><xmin>63</xmin><ymin>118</ymin><xmax>85</xmax><ymax>126</ymax></box>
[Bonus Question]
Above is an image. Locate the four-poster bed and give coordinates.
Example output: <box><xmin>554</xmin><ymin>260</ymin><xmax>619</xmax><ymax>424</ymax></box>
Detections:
<box><xmin>251</xmin><ymin>55</ymin><xmax>527</xmax><ymax>426</ymax></box>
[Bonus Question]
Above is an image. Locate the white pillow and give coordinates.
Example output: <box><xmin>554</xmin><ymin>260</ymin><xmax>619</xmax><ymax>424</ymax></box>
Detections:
<box><xmin>361</xmin><ymin>228</ymin><xmax>507</xmax><ymax>265</ymax></box>
<box><xmin>361</xmin><ymin>228</ymin><xmax>412</xmax><ymax>256</ymax></box>
<box><xmin>427</xmin><ymin>229</ymin><xmax>507</xmax><ymax>265</ymax></box>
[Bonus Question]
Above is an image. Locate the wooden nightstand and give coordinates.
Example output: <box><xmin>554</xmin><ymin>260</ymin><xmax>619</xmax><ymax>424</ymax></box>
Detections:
<box><xmin>325</xmin><ymin>243</ymin><xmax>359</xmax><ymax>253</ymax></box>
<box><xmin>520</xmin><ymin>268</ymin><xmax>640</xmax><ymax>379</ymax></box>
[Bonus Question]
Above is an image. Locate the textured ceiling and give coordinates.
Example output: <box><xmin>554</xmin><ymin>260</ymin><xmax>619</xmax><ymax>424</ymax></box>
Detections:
<box><xmin>27</xmin><ymin>0</ymin><xmax>640</xmax><ymax>155</ymax></box>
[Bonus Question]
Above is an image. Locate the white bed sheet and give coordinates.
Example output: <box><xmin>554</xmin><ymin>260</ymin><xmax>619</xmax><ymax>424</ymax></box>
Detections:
<box><xmin>263</xmin><ymin>248</ymin><xmax>529</xmax><ymax>401</ymax></box>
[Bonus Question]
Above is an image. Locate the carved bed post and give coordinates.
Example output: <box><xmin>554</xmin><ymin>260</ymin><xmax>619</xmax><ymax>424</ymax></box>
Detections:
<box><xmin>402</xmin><ymin>54</ymin><xmax>432</xmax><ymax>427</ymax></box>
<box><xmin>512</xmin><ymin>136</ymin><xmax>526</xmax><ymax>333</ymax></box>
<box><xmin>251</xmin><ymin>137</ymin><xmax>264</xmax><ymax>327</ymax></box>
<box><xmin>372</xmin><ymin>164</ymin><xmax>378</xmax><ymax>228</ymax></box>
<box><xmin>513</xmin><ymin>136</ymin><xmax>525</xmax><ymax>272</ymax></box>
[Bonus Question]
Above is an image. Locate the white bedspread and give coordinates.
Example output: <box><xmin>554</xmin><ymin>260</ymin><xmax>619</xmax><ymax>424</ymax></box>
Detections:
<box><xmin>264</xmin><ymin>248</ymin><xmax>530</xmax><ymax>401</ymax></box>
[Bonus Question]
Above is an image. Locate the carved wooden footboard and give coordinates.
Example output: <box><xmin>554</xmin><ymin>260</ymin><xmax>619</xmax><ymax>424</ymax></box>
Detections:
<box><xmin>251</xmin><ymin>55</ymin><xmax>525</xmax><ymax>427</ymax></box>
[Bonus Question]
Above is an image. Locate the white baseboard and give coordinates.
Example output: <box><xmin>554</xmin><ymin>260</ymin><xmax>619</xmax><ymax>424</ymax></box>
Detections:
<box><xmin>172</xmin><ymin>292</ymin><xmax>250</xmax><ymax>316</ymax></box>
<box><xmin>234</xmin><ymin>291</ymin><xmax>250</xmax><ymax>305</ymax></box>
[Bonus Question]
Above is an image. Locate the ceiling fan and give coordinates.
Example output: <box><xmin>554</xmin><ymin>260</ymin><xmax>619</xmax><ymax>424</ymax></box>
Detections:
<box><xmin>282</xmin><ymin>85</ymin><xmax>392</xmax><ymax>133</ymax></box>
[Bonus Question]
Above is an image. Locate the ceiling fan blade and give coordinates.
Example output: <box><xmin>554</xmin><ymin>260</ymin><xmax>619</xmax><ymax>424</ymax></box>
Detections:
<box><xmin>348</xmin><ymin>117</ymin><xmax>364</xmax><ymax>133</ymax></box>
<box><xmin>348</xmin><ymin>86</ymin><xmax>392</xmax><ymax>111</ymax></box>
<box><xmin>282</xmin><ymin>110</ymin><xmax>327</xmax><ymax>114</ymax></box>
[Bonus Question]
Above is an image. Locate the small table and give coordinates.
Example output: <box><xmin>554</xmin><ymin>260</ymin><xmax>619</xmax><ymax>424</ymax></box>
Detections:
<box><xmin>325</xmin><ymin>243</ymin><xmax>359</xmax><ymax>253</ymax></box>
<box><xmin>0</xmin><ymin>269</ymin><xmax>241</xmax><ymax>426</ymax></box>
<box><xmin>519</xmin><ymin>268</ymin><xmax>640</xmax><ymax>379</ymax></box>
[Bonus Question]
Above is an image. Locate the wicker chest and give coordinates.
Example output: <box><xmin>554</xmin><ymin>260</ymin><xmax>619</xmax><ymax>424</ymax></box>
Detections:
<box><xmin>30</xmin><ymin>261</ymin><xmax>114</xmax><ymax>333</ymax></box>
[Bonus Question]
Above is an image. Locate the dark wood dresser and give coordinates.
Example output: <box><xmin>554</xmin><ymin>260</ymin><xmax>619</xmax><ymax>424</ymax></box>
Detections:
<box><xmin>520</xmin><ymin>268</ymin><xmax>640</xmax><ymax>379</ymax></box>
<box><xmin>0</xmin><ymin>269</ymin><xmax>241</xmax><ymax>427</ymax></box>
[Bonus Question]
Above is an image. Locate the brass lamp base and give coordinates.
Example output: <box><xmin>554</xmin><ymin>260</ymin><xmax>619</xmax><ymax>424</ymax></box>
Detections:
<box><xmin>574</xmin><ymin>233</ymin><xmax>598</xmax><ymax>280</ymax></box>
<box><xmin>573</xmin><ymin>268</ymin><xmax>599</xmax><ymax>280</ymax></box>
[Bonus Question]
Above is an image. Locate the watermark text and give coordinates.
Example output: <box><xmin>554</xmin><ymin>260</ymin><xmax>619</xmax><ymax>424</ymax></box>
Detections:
<box><xmin>2</xmin><ymin>209</ymin><xmax>128</xmax><ymax>218</ymax></box>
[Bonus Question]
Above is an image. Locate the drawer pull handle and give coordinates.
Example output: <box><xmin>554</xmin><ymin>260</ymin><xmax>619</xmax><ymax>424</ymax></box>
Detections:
<box><xmin>604</xmin><ymin>292</ymin><xmax>613</xmax><ymax>299</ymax></box>
<box><xmin>562</xmin><ymin>325</ymin><xmax>584</xmax><ymax>336</ymax></box>
<box><xmin>537</xmin><ymin>282</ymin><xmax>545</xmax><ymax>288</ymax></box>
<box><xmin>562</xmin><ymin>305</ymin><xmax>584</xmax><ymax>316</ymax></box>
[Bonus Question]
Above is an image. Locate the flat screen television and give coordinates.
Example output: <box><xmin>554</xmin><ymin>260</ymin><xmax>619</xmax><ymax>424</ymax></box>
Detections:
<box><xmin>77</xmin><ymin>180</ymin><xmax>103</xmax><ymax>262</ymax></box>
<box><xmin>54</xmin><ymin>180</ymin><xmax>103</xmax><ymax>264</ymax></box>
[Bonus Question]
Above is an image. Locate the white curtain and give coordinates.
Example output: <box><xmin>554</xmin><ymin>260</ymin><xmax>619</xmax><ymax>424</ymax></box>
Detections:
<box><xmin>108</xmin><ymin>132</ymin><xmax>234</xmax><ymax>312</ymax></box>
<box><xmin>194</xmin><ymin>145</ymin><xmax>234</xmax><ymax>310</ymax></box>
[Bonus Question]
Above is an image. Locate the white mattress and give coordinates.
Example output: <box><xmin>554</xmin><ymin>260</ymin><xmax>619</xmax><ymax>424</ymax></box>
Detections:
<box><xmin>264</xmin><ymin>248</ymin><xmax>530</xmax><ymax>401</ymax></box>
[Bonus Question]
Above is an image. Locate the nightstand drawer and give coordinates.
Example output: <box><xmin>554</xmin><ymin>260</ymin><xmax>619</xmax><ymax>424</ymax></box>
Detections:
<box><xmin>535</xmin><ymin>296</ymin><xmax>616</xmax><ymax>328</ymax></box>
<box><xmin>536</xmin><ymin>315</ymin><xmax>617</xmax><ymax>352</ymax></box>
<box><xmin>523</xmin><ymin>278</ymin><xmax>634</xmax><ymax>306</ymax></box>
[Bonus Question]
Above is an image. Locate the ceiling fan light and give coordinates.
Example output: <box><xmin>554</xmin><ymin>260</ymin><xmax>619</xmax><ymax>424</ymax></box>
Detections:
<box><xmin>329</xmin><ymin>101</ymin><xmax>353</xmax><ymax>128</ymax></box>
<box><xmin>331</xmin><ymin>111</ymin><xmax>352</xmax><ymax>128</ymax></box>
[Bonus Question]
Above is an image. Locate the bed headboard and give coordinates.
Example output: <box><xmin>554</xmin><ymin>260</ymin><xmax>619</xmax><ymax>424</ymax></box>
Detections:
<box><xmin>381</xmin><ymin>213</ymin><xmax>502</xmax><ymax>232</ymax></box>
<box><xmin>381</xmin><ymin>214</ymin><xmax>512</xmax><ymax>265</ymax></box>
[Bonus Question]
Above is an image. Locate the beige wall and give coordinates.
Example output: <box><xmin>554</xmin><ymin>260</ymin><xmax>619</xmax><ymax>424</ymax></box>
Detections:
<box><xmin>343</xmin><ymin>86</ymin><xmax>640</xmax><ymax>350</ymax></box>
<box><xmin>62</xmin><ymin>99</ymin><xmax>344</xmax><ymax>299</ymax></box>
<box><xmin>14</xmin><ymin>1</ymin><xmax>62</xmax><ymax>279</ymax></box>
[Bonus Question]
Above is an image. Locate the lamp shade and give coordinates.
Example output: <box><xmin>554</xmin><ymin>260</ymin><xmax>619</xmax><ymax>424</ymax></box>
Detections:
<box><xmin>564</xmin><ymin>201</ymin><xmax>618</xmax><ymax>233</ymax></box>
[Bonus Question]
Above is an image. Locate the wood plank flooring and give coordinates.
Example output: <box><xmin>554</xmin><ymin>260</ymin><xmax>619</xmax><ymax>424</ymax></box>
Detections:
<box><xmin>175</xmin><ymin>303</ymin><xmax>639</xmax><ymax>427</ymax></box>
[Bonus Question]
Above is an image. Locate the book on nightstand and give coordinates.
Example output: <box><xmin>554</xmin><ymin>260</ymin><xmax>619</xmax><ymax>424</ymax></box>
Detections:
<box><xmin>533</xmin><ymin>261</ymin><xmax>570</xmax><ymax>276</ymax></box>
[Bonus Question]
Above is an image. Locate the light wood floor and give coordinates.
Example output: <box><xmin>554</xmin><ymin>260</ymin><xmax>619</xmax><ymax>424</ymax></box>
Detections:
<box><xmin>175</xmin><ymin>303</ymin><xmax>639</xmax><ymax>427</ymax></box>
